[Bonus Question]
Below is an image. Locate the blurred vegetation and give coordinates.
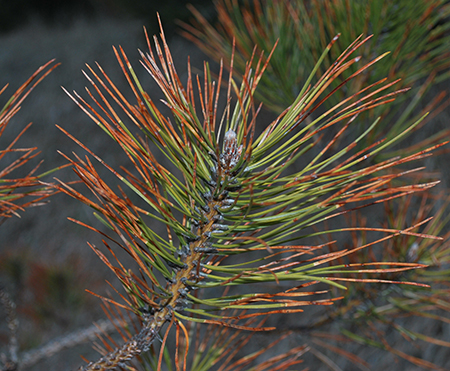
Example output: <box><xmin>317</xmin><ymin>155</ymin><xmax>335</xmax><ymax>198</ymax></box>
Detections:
<box><xmin>182</xmin><ymin>0</ymin><xmax>450</xmax><ymax>151</ymax></box>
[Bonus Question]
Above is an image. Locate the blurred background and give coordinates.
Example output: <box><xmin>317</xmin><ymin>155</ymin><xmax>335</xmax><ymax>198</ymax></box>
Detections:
<box><xmin>0</xmin><ymin>1</ymin><xmax>449</xmax><ymax>370</ymax></box>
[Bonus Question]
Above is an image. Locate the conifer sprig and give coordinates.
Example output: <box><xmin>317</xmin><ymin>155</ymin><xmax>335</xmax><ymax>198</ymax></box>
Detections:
<box><xmin>0</xmin><ymin>60</ymin><xmax>62</xmax><ymax>371</ymax></box>
<box><xmin>55</xmin><ymin>19</ymin><xmax>444</xmax><ymax>370</ymax></box>
<box><xmin>0</xmin><ymin>60</ymin><xmax>59</xmax><ymax>222</ymax></box>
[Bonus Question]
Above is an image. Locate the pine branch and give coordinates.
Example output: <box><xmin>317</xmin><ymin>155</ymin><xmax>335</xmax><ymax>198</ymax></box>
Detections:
<box><xmin>77</xmin><ymin>126</ymin><xmax>269</xmax><ymax>370</ymax></box>
<box><xmin>53</xmin><ymin>16</ymin><xmax>445</xmax><ymax>370</ymax></box>
<box><xmin>0</xmin><ymin>60</ymin><xmax>60</xmax><ymax>222</ymax></box>
<box><xmin>79</xmin><ymin>319</ymin><xmax>160</xmax><ymax>371</ymax></box>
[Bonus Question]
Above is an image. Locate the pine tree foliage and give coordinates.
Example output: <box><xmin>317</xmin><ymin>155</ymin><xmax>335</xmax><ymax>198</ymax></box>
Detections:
<box><xmin>182</xmin><ymin>0</ymin><xmax>450</xmax><ymax>149</ymax></box>
<box><xmin>313</xmin><ymin>190</ymin><xmax>450</xmax><ymax>369</ymax></box>
<box><xmin>179</xmin><ymin>2</ymin><xmax>450</xmax><ymax>367</ymax></box>
<box><xmin>0</xmin><ymin>60</ymin><xmax>60</xmax><ymax>371</ymax></box>
<box><xmin>54</xmin><ymin>18</ymin><xmax>445</xmax><ymax>370</ymax></box>
<box><xmin>0</xmin><ymin>60</ymin><xmax>59</xmax><ymax>223</ymax></box>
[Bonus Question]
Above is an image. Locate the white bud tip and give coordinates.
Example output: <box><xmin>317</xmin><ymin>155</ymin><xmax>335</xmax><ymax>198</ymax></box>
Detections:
<box><xmin>224</xmin><ymin>129</ymin><xmax>237</xmax><ymax>140</ymax></box>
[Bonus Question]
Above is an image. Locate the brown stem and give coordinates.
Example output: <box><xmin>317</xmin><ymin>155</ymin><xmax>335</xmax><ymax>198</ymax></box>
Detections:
<box><xmin>78</xmin><ymin>197</ymin><xmax>224</xmax><ymax>370</ymax></box>
<box><xmin>79</xmin><ymin>318</ymin><xmax>162</xmax><ymax>371</ymax></box>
